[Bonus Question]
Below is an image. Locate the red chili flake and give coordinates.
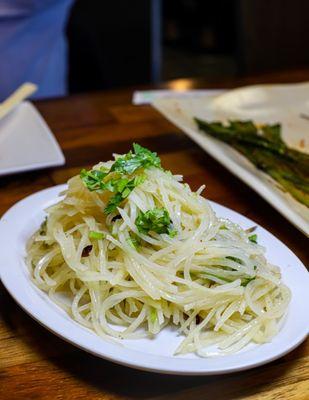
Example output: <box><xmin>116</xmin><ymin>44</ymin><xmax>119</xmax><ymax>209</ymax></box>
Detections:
<box><xmin>82</xmin><ymin>245</ymin><xmax>93</xmax><ymax>257</ymax></box>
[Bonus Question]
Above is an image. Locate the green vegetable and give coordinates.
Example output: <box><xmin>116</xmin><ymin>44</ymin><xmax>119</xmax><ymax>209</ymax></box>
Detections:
<box><xmin>80</xmin><ymin>144</ymin><xmax>161</xmax><ymax>214</ymax></box>
<box><xmin>111</xmin><ymin>143</ymin><xmax>161</xmax><ymax>175</ymax></box>
<box><xmin>104</xmin><ymin>175</ymin><xmax>146</xmax><ymax>214</ymax></box>
<box><xmin>195</xmin><ymin>119</ymin><xmax>309</xmax><ymax>207</ymax></box>
<box><xmin>168</xmin><ymin>228</ymin><xmax>178</xmax><ymax>238</ymax></box>
<box><xmin>89</xmin><ymin>231</ymin><xmax>105</xmax><ymax>240</ymax></box>
<box><xmin>80</xmin><ymin>168</ymin><xmax>108</xmax><ymax>191</ymax></box>
<box><xmin>249</xmin><ymin>234</ymin><xmax>258</xmax><ymax>244</ymax></box>
<box><xmin>135</xmin><ymin>207</ymin><xmax>176</xmax><ymax>236</ymax></box>
<box><xmin>104</xmin><ymin>193</ymin><xmax>124</xmax><ymax>215</ymax></box>
<box><xmin>149</xmin><ymin>307</ymin><xmax>157</xmax><ymax>324</ymax></box>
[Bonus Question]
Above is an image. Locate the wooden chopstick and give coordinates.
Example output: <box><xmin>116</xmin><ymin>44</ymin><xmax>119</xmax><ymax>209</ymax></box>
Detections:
<box><xmin>0</xmin><ymin>83</ymin><xmax>38</xmax><ymax>120</ymax></box>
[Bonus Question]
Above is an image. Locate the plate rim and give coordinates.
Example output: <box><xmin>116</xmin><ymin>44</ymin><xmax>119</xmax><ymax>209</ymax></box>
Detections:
<box><xmin>0</xmin><ymin>184</ymin><xmax>308</xmax><ymax>375</ymax></box>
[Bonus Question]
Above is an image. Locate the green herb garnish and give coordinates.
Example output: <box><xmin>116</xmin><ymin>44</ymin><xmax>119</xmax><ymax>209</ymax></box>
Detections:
<box><xmin>80</xmin><ymin>168</ymin><xmax>108</xmax><ymax>191</ymax></box>
<box><xmin>111</xmin><ymin>143</ymin><xmax>161</xmax><ymax>175</ymax></box>
<box><xmin>149</xmin><ymin>307</ymin><xmax>157</xmax><ymax>324</ymax></box>
<box><xmin>168</xmin><ymin>228</ymin><xmax>178</xmax><ymax>238</ymax></box>
<box><xmin>104</xmin><ymin>193</ymin><xmax>124</xmax><ymax>215</ymax></box>
<box><xmin>248</xmin><ymin>234</ymin><xmax>258</xmax><ymax>244</ymax></box>
<box><xmin>135</xmin><ymin>207</ymin><xmax>176</xmax><ymax>237</ymax></box>
<box><xmin>80</xmin><ymin>144</ymin><xmax>160</xmax><ymax>214</ymax></box>
<box><xmin>89</xmin><ymin>231</ymin><xmax>105</xmax><ymax>240</ymax></box>
<box><xmin>104</xmin><ymin>175</ymin><xmax>146</xmax><ymax>214</ymax></box>
<box><xmin>195</xmin><ymin>119</ymin><xmax>309</xmax><ymax>207</ymax></box>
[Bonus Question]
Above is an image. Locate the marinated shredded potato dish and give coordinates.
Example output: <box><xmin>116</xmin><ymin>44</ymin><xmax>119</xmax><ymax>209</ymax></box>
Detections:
<box><xmin>27</xmin><ymin>144</ymin><xmax>291</xmax><ymax>357</ymax></box>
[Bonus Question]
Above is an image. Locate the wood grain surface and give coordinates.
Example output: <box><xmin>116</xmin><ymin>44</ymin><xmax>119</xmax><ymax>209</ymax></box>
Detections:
<box><xmin>0</xmin><ymin>71</ymin><xmax>308</xmax><ymax>400</ymax></box>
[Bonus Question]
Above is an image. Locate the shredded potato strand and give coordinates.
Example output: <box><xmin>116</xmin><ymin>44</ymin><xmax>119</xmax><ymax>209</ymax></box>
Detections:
<box><xmin>27</xmin><ymin>160</ymin><xmax>291</xmax><ymax>356</ymax></box>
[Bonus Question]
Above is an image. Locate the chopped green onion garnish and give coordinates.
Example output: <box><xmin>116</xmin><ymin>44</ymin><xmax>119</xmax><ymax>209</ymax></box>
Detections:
<box><xmin>89</xmin><ymin>231</ymin><xmax>105</xmax><ymax>240</ymax></box>
<box><xmin>135</xmin><ymin>207</ymin><xmax>176</xmax><ymax>237</ymax></box>
<box><xmin>104</xmin><ymin>175</ymin><xmax>146</xmax><ymax>214</ymax></box>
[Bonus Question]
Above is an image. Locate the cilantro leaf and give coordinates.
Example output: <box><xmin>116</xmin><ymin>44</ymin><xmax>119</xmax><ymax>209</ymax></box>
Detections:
<box><xmin>80</xmin><ymin>168</ymin><xmax>108</xmax><ymax>191</ymax></box>
<box><xmin>248</xmin><ymin>234</ymin><xmax>258</xmax><ymax>244</ymax></box>
<box><xmin>104</xmin><ymin>175</ymin><xmax>145</xmax><ymax>214</ymax></box>
<box><xmin>168</xmin><ymin>228</ymin><xmax>177</xmax><ymax>238</ymax></box>
<box><xmin>104</xmin><ymin>193</ymin><xmax>124</xmax><ymax>214</ymax></box>
<box><xmin>80</xmin><ymin>144</ymin><xmax>161</xmax><ymax>214</ymax></box>
<box><xmin>135</xmin><ymin>207</ymin><xmax>176</xmax><ymax>236</ymax></box>
<box><xmin>111</xmin><ymin>143</ymin><xmax>161</xmax><ymax>175</ymax></box>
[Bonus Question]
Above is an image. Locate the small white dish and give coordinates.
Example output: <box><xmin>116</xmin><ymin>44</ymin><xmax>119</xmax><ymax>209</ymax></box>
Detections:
<box><xmin>132</xmin><ymin>89</ymin><xmax>223</xmax><ymax>105</ymax></box>
<box><xmin>0</xmin><ymin>185</ymin><xmax>308</xmax><ymax>375</ymax></box>
<box><xmin>0</xmin><ymin>101</ymin><xmax>65</xmax><ymax>176</ymax></box>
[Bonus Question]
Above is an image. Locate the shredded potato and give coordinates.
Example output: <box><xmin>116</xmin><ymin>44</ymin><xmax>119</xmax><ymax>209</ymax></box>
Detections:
<box><xmin>27</xmin><ymin>149</ymin><xmax>291</xmax><ymax>356</ymax></box>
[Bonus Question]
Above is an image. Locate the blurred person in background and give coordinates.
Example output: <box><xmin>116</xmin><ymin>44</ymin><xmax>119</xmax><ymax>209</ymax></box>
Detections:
<box><xmin>0</xmin><ymin>0</ymin><xmax>73</xmax><ymax>100</ymax></box>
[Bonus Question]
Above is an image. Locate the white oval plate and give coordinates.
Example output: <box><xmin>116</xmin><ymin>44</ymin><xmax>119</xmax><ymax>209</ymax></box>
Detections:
<box><xmin>0</xmin><ymin>185</ymin><xmax>308</xmax><ymax>375</ymax></box>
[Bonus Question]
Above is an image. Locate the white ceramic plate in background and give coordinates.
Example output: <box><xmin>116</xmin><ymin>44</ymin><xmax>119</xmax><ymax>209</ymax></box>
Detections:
<box><xmin>0</xmin><ymin>185</ymin><xmax>308</xmax><ymax>375</ymax></box>
<box><xmin>212</xmin><ymin>82</ymin><xmax>309</xmax><ymax>153</ymax></box>
<box><xmin>153</xmin><ymin>83</ymin><xmax>309</xmax><ymax>236</ymax></box>
<box><xmin>0</xmin><ymin>101</ymin><xmax>65</xmax><ymax>176</ymax></box>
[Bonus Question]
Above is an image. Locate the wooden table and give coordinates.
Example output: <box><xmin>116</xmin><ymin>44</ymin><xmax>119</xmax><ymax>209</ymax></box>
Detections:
<box><xmin>1</xmin><ymin>72</ymin><xmax>308</xmax><ymax>400</ymax></box>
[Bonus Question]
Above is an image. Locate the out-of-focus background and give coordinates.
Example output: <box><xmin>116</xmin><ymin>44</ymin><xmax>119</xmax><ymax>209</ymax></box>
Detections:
<box><xmin>67</xmin><ymin>0</ymin><xmax>309</xmax><ymax>93</ymax></box>
<box><xmin>1</xmin><ymin>0</ymin><xmax>309</xmax><ymax>100</ymax></box>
